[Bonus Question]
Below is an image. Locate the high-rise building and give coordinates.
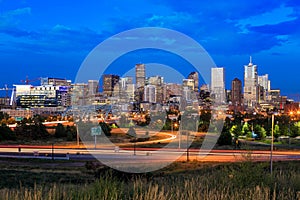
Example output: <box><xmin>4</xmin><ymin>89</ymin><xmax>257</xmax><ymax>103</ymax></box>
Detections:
<box><xmin>211</xmin><ymin>67</ymin><xmax>226</xmax><ymax>103</ymax></box>
<box><xmin>258</xmin><ymin>74</ymin><xmax>270</xmax><ymax>91</ymax></box>
<box><xmin>15</xmin><ymin>84</ymin><xmax>72</xmax><ymax>108</ymax></box>
<box><xmin>144</xmin><ymin>85</ymin><xmax>156</xmax><ymax>103</ymax></box>
<box><xmin>119</xmin><ymin>77</ymin><xmax>135</xmax><ymax>101</ymax></box>
<box><xmin>71</xmin><ymin>83</ymin><xmax>88</xmax><ymax>106</ymax></box>
<box><xmin>244</xmin><ymin>56</ymin><xmax>258</xmax><ymax>107</ymax></box>
<box><xmin>183</xmin><ymin>86</ymin><xmax>192</xmax><ymax>101</ymax></box>
<box><xmin>103</xmin><ymin>74</ymin><xmax>120</xmax><ymax>97</ymax></box>
<box><xmin>135</xmin><ymin>63</ymin><xmax>145</xmax><ymax>88</ymax></box>
<box><xmin>182</xmin><ymin>79</ymin><xmax>195</xmax><ymax>91</ymax></box>
<box><xmin>231</xmin><ymin>78</ymin><xmax>243</xmax><ymax>110</ymax></box>
<box><xmin>188</xmin><ymin>72</ymin><xmax>199</xmax><ymax>92</ymax></box>
<box><xmin>88</xmin><ymin>80</ymin><xmax>99</xmax><ymax>96</ymax></box>
<box><xmin>147</xmin><ymin>76</ymin><xmax>164</xmax><ymax>104</ymax></box>
<box><xmin>258</xmin><ymin>74</ymin><xmax>270</xmax><ymax>103</ymax></box>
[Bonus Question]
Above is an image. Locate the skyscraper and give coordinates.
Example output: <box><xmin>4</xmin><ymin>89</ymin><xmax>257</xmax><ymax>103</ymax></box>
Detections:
<box><xmin>182</xmin><ymin>79</ymin><xmax>195</xmax><ymax>91</ymax></box>
<box><xmin>119</xmin><ymin>77</ymin><xmax>135</xmax><ymax>101</ymax></box>
<box><xmin>103</xmin><ymin>74</ymin><xmax>120</xmax><ymax>97</ymax></box>
<box><xmin>147</xmin><ymin>76</ymin><xmax>163</xmax><ymax>103</ymax></box>
<box><xmin>144</xmin><ymin>85</ymin><xmax>156</xmax><ymax>103</ymax></box>
<box><xmin>231</xmin><ymin>78</ymin><xmax>243</xmax><ymax>111</ymax></box>
<box><xmin>188</xmin><ymin>72</ymin><xmax>199</xmax><ymax>92</ymax></box>
<box><xmin>244</xmin><ymin>56</ymin><xmax>258</xmax><ymax>107</ymax></box>
<box><xmin>258</xmin><ymin>74</ymin><xmax>270</xmax><ymax>91</ymax></box>
<box><xmin>258</xmin><ymin>74</ymin><xmax>270</xmax><ymax>102</ymax></box>
<box><xmin>135</xmin><ymin>63</ymin><xmax>145</xmax><ymax>88</ymax></box>
<box><xmin>211</xmin><ymin>67</ymin><xmax>226</xmax><ymax>103</ymax></box>
<box><xmin>88</xmin><ymin>80</ymin><xmax>99</xmax><ymax>96</ymax></box>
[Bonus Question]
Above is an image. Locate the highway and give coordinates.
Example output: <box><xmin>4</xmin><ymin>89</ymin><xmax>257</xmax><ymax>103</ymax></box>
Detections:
<box><xmin>0</xmin><ymin>145</ymin><xmax>300</xmax><ymax>163</ymax></box>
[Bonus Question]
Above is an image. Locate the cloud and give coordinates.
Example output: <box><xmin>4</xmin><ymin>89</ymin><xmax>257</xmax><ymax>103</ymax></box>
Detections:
<box><xmin>248</xmin><ymin>17</ymin><xmax>300</xmax><ymax>35</ymax></box>
<box><xmin>0</xmin><ymin>2</ymin><xmax>300</xmax><ymax>57</ymax></box>
<box><xmin>145</xmin><ymin>12</ymin><xmax>198</xmax><ymax>27</ymax></box>
<box><xmin>0</xmin><ymin>7</ymin><xmax>31</xmax><ymax>26</ymax></box>
<box><xmin>0</xmin><ymin>23</ymin><xmax>106</xmax><ymax>54</ymax></box>
<box><xmin>5</xmin><ymin>7</ymin><xmax>31</xmax><ymax>16</ymax></box>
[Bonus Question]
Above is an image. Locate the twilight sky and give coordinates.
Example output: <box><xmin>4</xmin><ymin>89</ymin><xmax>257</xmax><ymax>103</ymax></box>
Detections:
<box><xmin>0</xmin><ymin>0</ymin><xmax>299</xmax><ymax>97</ymax></box>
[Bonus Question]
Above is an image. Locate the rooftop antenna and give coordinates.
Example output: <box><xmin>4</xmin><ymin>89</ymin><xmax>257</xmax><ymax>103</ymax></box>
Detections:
<box><xmin>249</xmin><ymin>56</ymin><xmax>253</xmax><ymax>65</ymax></box>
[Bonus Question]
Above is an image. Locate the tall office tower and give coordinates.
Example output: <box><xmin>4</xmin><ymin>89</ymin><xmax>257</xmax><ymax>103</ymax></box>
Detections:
<box><xmin>103</xmin><ymin>74</ymin><xmax>120</xmax><ymax>97</ymax></box>
<box><xmin>258</xmin><ymin>74</ymin><xmax>270</xmax><ymax>102</ymax></box>
<box><xmin>211</xmin><ymin>67</ymin><xmax>226</xmax><ymax>103</ymax></box>
<box><xmin>71</xmin><ymin>83</ymin><xmax>88</xmax><ymax>106</ymax></box>
<box><xmin>148</xmin><ymin>76</ymin><xmax>164</xmax><ymax>104</ymax></box>
<box><xmin>244</xmin><ymin>56</ymin><xmax>258</xmax><ymax>107</ymax></box>
<box><xmin>120</xmin><ymin>77</ymin><xmax>133</xmax><ymax>89</ymax></box>
<box><xmin>144</xmin><ymin>85</ymin><xmax>156</xmax><ymax>103</ymax></box>
<box><xmin>135</xmin><ymin>63</ymin><xmax>145</xmax><ymax>88</ymax></box>
<box><xmin>163</xmin><ymin>83</ymin><xmax>182</xmax><ymax>102</ymax></box>
<box><xmin>88</xmin><ymin>80</ymin><xmax>99</xmax><ymax>96</ymax></box>
<box><xmin>258</xmin><ymin>74</ymin><xmax>269</xmax><ymax>91</ymax></box>
<box><xmin>119</xmin><ymin>77</ymin><xmax>134</xmax><ymax>101</ymax></box>
<box><xmin>231</xmin><ymin>78</ymin><xmax>243</xmax><ymax>108</ymax></box>
<box><xmin>183</xmin><ymin>86</ymin><xmax>192</xmax><ymax>101</ymax></box>
<box><xmin>182</xmin><ymin>79</ymin><xmax>195</xmax><ymax>91</ymax></box>
<box><xmin>188</xmin><ymin>72</ymin><xmax>199</xmax><ymax>92</ymax></box>
<box><xmin>126</xmin><ymin>84</ymin><xmax>135</xmax><ymax>102</ymax></box>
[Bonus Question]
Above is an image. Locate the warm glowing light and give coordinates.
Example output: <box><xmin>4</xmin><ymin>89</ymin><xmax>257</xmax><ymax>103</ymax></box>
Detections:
<box><xmin>290</xmin><ymin>111</ymin><xmax>294</xmax><ymax>115</ymax></box>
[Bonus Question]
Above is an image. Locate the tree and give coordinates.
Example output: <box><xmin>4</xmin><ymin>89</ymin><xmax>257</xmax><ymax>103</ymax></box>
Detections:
<box><xmin>253</xmin><ymin>124</ymin><xmax>266</xmax><ymax>139</ymax></box>
<box><xmin>217</xmin><ymin>126</ymin><xmax>232</xmax><ymax>146</ymax></box>
<box><xmin>0</xmin><ymin>112</ymin><xmax>9</xmax><ymax>121</ymax></box>
<box><xmin>99</xmin><ymin>122</ymin><xmax>111</xmax><ymax>136</ymax></box>
<box><xmin>55</xmin><ymin>123</ymin><xmax>66</xmax><ymax>138</ymax></box>
<box><xmin>241</xmin><ymin>122</ymin><xmax>251</xmax><ymax>136</ymax></box>
<box><xmin>291</xmin><ymin>122</ymin><xmax>300</xmax><ymax>137</ymax></box>
<box><xmin>273</xmin><ymin>124</ymin><xmax>280</xmax><ymax>139</ymax></box>
<box><xmin>66</xmin><ymin>125</ymin><xmax>73</xmax><ymax>141</ymax></box>
<box><xmin>0</xmin><ymin>124</ymin><xmax>16</xmax><ymax>140</ymax></box>
<box><xmin>230</xmin><ymin>125</ymin><xmax>242</xmax><ymax>139</ymax></box>
<box><xmin>110</xmin><ymin>123</ymin><xmax>118</xmax><ymax>129</ymax></box>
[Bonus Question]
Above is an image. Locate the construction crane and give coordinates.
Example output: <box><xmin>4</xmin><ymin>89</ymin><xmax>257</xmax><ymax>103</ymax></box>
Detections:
<box><xmin>20</xmin><ymin>76</ymin><xmax>41</xmax><ymax>85</ymax></box>
<box><xmin>0</xmin><ymin>85</ymin><xmax>13</xmax><ymax>95</ymax></box>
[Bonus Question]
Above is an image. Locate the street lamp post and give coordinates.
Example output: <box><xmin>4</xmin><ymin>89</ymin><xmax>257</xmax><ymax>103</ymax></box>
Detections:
<box><xmin>74</xmin><ymin>123</ymin><xmax>79</xmax><ymax>147</ymax></box>
<box><xmin>186</xmin><ymin>131</ymin><xmax>189</xmax><ymax>161</ymax></box>
<box><xmin>270</xmin><ymin>113</ymin><xmax>275</xmax><ymax>175</ymax></box>
<box><xmin>134</xmin><ymin>139</ymin><xmax>136</xmax><ymax>156</ymax></box>
<box><xmin>174</xmin><ymin>122</ymin><xmax>179</xmax><ymax>149</ymax></box>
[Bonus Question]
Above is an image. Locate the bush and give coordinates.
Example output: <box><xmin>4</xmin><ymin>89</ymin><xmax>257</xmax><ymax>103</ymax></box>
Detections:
<box><xmin>99</xmin><ymin>122</ymin><xmax>111</xmax><ymax>136</ymax></box>
<box><xmin>217</xmin><ymin>126</ymin><xmax>232</xmax><ymax>146</ymax></box>
<box><xmin>55</xmin><ymin>123</ymin><xmax>66</xmax><ymax>138</ymax></box>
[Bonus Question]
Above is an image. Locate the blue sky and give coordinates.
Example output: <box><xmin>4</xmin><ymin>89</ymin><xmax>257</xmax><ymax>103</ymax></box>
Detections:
<box><xmin>0</xmin><ymin>0</ymin><xmax>300</xmax><ymax>97</ymax></box>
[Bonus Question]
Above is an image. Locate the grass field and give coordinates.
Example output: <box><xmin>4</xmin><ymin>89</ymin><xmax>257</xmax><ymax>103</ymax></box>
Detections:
<box><xmin>0</xmin><ymin>157</ymin><xmax>299</xmax><ymax>199</ymax></box>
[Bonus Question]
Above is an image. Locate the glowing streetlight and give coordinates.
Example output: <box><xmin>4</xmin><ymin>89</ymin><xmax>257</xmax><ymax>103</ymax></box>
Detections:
<box><xmin>172</xmin><ymin>122</ymin><xmax>180</xmax><ymax>149</ymax></box>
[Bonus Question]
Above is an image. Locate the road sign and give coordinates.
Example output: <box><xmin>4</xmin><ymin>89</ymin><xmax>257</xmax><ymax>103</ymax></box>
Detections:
<box><xmin>91</xmin><ymin>126</ymin><xmax>102</xmax><ymax>136</ymax></box>
<box><xmin>15</xmin><ymin>117</ymin><xmax>23</xmax><ymax>121</ymax></box>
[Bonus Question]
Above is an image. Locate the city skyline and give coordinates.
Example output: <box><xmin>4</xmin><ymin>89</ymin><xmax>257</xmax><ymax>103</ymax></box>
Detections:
<box><xmin>0</xmin><ymin>1</ymin><xmax>300</xmax><ymax>96</ymax></box>
<box><xmin>0</xmin><ymin>58</ymin><xmax>292</xmax><ymax>101</ymax></box>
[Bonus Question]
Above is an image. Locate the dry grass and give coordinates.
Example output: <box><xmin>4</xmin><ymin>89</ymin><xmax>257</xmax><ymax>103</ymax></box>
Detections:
<box><xmin>0</xmin><ymin>160</ymin><xmax>299</xmax><ymax>200</ymax></box>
